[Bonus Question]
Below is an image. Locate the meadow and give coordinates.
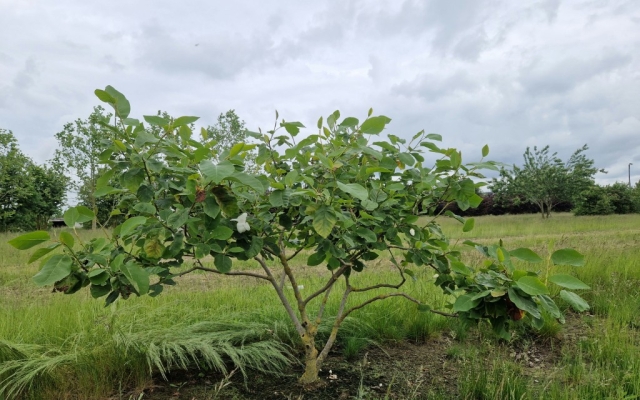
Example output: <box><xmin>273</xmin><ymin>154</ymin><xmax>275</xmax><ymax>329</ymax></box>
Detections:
<box><xmin>1</xmin><ymin>213</ymin><xmax>639</xmax><ymax>399</ymax></box>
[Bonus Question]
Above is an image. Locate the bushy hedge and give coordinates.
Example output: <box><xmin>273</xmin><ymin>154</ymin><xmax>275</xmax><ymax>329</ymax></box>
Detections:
<box><xmin>573</xmin><ymin>183</ymin><xmax>640</xmax><ymax>216</ymax></box>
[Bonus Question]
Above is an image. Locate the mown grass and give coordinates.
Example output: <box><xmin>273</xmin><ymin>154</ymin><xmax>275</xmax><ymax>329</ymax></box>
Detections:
<box><xmin>1</xmin><ymin>213</ymin><xmax>640</xmax><ymax>399</ymax></box>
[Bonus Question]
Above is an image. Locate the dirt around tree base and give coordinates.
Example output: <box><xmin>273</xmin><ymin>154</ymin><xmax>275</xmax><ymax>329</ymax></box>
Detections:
<box><xmin>131</xmin><ymin>319</ymin><xmax>587</xmax><ymax>400</ymax></box>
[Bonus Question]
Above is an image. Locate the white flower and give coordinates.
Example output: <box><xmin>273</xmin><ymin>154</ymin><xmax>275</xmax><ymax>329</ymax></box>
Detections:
<box><xmin>231</xmin><ymin>213</ymin><xmax>250</xmax><ymax>233</ymax></box>
<box><xmin>409</xmin><ymin>228</ymin><xmax>415</xmax><ymax>236</ymax></box>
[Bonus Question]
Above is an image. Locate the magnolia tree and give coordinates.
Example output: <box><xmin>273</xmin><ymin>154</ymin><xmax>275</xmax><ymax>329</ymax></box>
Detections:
<box><xmin>10</xmin><ymin>87</ymin><xmax>591</xmax><ymax>385</ymax></box>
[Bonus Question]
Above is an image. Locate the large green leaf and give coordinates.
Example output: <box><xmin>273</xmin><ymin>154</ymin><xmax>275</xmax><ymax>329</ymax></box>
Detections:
<box><xmin>210</xmin><ymin>226</ymin><xmax>233</xmax><ymax>240</ymax></box>
<box><xmin>214</xmin><ymin>254</ymin><xmax>232</xmax><ymax>273</ymax></box>
<box><xmin>453</xmin><ymin>293</ymin><xmax>481</xmax><ymax>312</ymax></box>
<box><xmin>507</xmin><ymin>288</ymin><xmax>541</xmax><ymax>319</ymax></box>
<box><xmin>199</xmin><ymin>160</ymin><xmax>235</xmax><ymax>184</ymax></box>
<box><xmin>551</xmin><ymin>249</ymin><xmax>585</xmax><ymax>267</ymax></box>
<box><xmin>462</xmin><ymin>218</ymin><xmax>475</xmax><ymax>233</ymax></box>
<box><xmin>63</xmin><ymin>206</ymin><xmax>95</xmax><ymax>227</ymax></box>
<box><xmin>313</xmin><ymin>206</ymin><xmax>337</xmax><ymax>238</ymax></box>
<box><xmin>59</xmin><ymin>232</ymin><xmax>74</xmax><ymax>249</ymax></box>
<box><xmin>173</xmin><ymin>116</ymin><xmax>199</xmax><ymax>128</ymax></box>
<box><xmin>515</xmin><ymin>276</ymin><xmax>549</xmax><ymax>295</ymax></box>
<box><xmin>229</xmin><ymin>172</ymin><xmax>265</xmax><ymax>192</ymax></box>
<box><xmin>356</xmin><ymin>227</ymin><xmax>377</xmax><ymax>243</ymax></box>
<box><xmin>8</xmin><ymin>231</ymin><xmax>50</xmax><ymax>250</ymax></box>
<box><xmin>538</xmin><ymin>294</ymin><xmax>563</xmax><ymax>320</ymax></box>
<box><xmin>119</xmin><ymin>216</ymin><xmax>148</xmax><ymax>237</ymax></box>
<box><xmin>120</xmin><ymin>262</ymin><xmax>149</xmax><ymax>295</ymax></box>
<box><xmin>307</xmin><ymin>252</ymin><xmax>326</xmax><ymax>266</ymax></box>
<box><xmin>559</xmin><ymin>290</ymin><xmax>590</xmax><ymax>312</ymax></box>
<box><xmin>105</xmin><ymin>85</ymin><xmax>130</xmax><ymax>119</ymax></box>
<box><xmin>509</xmin><ymin>248</ymin><xmax>543</xmax><ymax>263</ymax></box>
<box><xmin>28</xmin><ymin>243</ymin><xmax>61</xmax><ymax>264</ymax></box>
<box><xmin>167</xmin><ymin>209</ymin><xmax>189</xmax><ymax>229</ymax></box>
<box><xmin>360</xmin><ymin>116</ymin><xmax>391</xmax><ymax>134</ymax></box>
<box><xmin>33</xmin><ymin>254</ymin><xmax>73</xmax><ymax>286</ymax></box>
<box><xmin>336</xmin><ymin>182</ymin><xmax>368</xmax><ymax>201</ymax></box>
<box><xmin>549</xmin><ymin>274</ymin><xmax>590</xmax><ymax>290</ymax></box>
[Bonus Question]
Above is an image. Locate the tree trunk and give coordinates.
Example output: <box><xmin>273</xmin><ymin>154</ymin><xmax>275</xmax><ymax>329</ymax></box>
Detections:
<box><xmin>299</xmin><ymin>333</ymin><xmax>320</xmax><ymax>385</ymax></box>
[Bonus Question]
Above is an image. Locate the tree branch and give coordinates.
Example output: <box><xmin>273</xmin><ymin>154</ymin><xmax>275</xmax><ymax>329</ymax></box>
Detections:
<box><xmin>302</xmin><ymin>263</ymin><xmax>349</xmax><ymax>306</ymax></box>
<box><xmin>174</xmin><ymin>261</ymin><xmax>270</xmax><ymax>280</ymax></box>
<box><xmin>255</xmin><ymin>256</ymin><xmax>305</xmax><ymax>335</ymax></box>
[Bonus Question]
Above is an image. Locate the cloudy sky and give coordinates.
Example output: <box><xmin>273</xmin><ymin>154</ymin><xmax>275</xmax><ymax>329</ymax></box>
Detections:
<box><xmin>1</xmin><ymin>0</ymin><xmax>639</xmax><ymax>185</ymax></box>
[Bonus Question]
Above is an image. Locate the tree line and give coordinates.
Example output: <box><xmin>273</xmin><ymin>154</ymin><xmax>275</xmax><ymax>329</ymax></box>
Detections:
<box><xmin>444</xmin><ymin>145</ymin><xmax>640</xmax><ymax>217</ymax></box>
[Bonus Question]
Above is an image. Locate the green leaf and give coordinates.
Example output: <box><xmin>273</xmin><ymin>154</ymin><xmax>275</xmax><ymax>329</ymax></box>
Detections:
<box><xmin>313</xmin><ymin>206</ymin><xmax>337</xmax><ymax>238</ymax></box>
<box><xmin>462</xmin><ymin>218</ymin><xmax>475</xmax><ymax>232</ymax></box>
<box><xmin>214</xmin><ymin>254</ymin><xmax>232</xmax><ymax>273</ymax></box>
<box><xmin>203</xmin><ymin>197</ymin><xmax>220</xmax><ymax>219</ymax></box>
<box><xmin>105</xmin><ymin>86</ymin><xmax>130</xmax><ymax>119</ymax></box>
<box><xmin>211</xmin><ymin>226</ymin><xmax>233</xmax><ymax>240</ymax></box>
<box><xmin>229</xmin><ymin>172</ymin><xmax>265</xmax><ymax>192</ymax></box>
<box><xmin>548</xmin><ymin>274</ymin><xmax>590</xmax><ymax>290</ymax></box>
<box><xmin>144</xmin><ymin>237</ymin><xmax>165</xmax><ymax>259</ymax></box>
<box><xmin>559</xmin><ymin>290</ymin><xmax>590</xmax><ymax>312</ymax></box>
<box><xmin>360</xmin><ymin>116</ymin><xmax>391</xmax><ymax>134</ymax></box>
<box><xmin>167</xmin><ymin>209</ymin><xmax>190</xmax><ymax>229</ymax></box>
<box><xmin>94</xmin><ymin>89</ymin><xmax>115</xmax><ymax>103</ymax></box>
<box><xmin>173</xmin><ymin>116</ymin><xmax>199</xmax><ymax>127</ymax></box>
<box><xmin>63</xmin><ymin>206</ymin><xmax>95</xmax><ymax>227</ymax></box>
<box><xmin>453</xmin><ymin>293</ymin><xmax>481</xmax><ymax>312</ymax></box>
<box><xmin>426</xmin><ymin>133</ymin><xmax>442</xmax><ymax>141</ymax></box>
<box><xmin>509</xmin><ymin>248</ymin><xmax>543</xmax><ymax>263</ymax></box>
<box><xmin>417</xmin><ymin>304</ymin><xmax>431</xmax><ymax>312</ymax></box>
<box><xmin>340</xmin><ymin>117</ymin><xmax>359</xmax><ymax>127</ymax></box>
<box><xmin>516</xmin><ymin>276</ymin><xmax>549</xmax><ymax>295</ymax></box>
<box><xmin>551</xmin><ymin>249</ymin><xmax>585</xmax><ymax>267</ymax></box>
<box><xmin>143</xmin><ymin>115</ymin><xmax>169</xmax><ymax>126</ymax></box>
<box><xmin>133</xmin><ymin>202</ymin><xmax>156</xmax><ymax>215</ymax></box>
<box><xmin>356</xmin><ymin>227</ymin><xmax>377</xmax><ymax>243</ymax></box>
<box><xmin>538</xmin><ymin>294</ymin><xmax>564</xmax><ymax>322</ymax></box>
<box><xmin>94</xmin><ymin>186</ymin><xmax>124</xmax><ymax>198</ymax></box>
<box><xmin>398</xmin><ymin>153</ymin><xmax>415</xmax><ymax>167</ymax></box>
<box><xmin>8</xmin><ymin>231</ymin><xmax>50</xmax><ymax>250</ymax></box>
<box><xmin>33</xmin><ymin>254</ymin><xmax>73</xmax><ymax>286</ymax></box>
<box><xmin>119</xmin><ymin>216</ymin><xmax>147</xmax><ymax>237</ymax></box>
<box><xmin>27</xmin><ymin>243</ymin><xmax>61</xmax><ymax>264</ymax></box>
<box><xmin>120</xmin><ymin>262</ymin><xmax>150</xmax><ymax>295</ymax></box>
<box><xmin>482</xmin><ymin>144</ymin><xmax>489</xmax><ymax>157</ymax></box>
<box><xmin>200</xmin><ymin>160</ymin><xmax>235</xmax><ymax>184</ymax></box>
<box><xmin>307</xmin><ymin>252</ymin><xmax>326</xmax><ymax>266</ymax></box>
<box><xmin>59</xmin><ymin>232</ymin><xmax>74</xmax><ymax>249</ymax></box>
<box><xmin>507</xmin><ymin>288</ymin><xmax>541</xmax><ymax>319</ymax></box>
<box><xmin>450</xmin><ymin>151</ymin><xmax>461</xmax><ymax>169</ymax></box>
<box><xmin>336</xmin><ymin>182</ymin><xmax>369</xmax><ymax>201</ymax></box>
<box><xmin>88</xmin><ymin>269</ymin><xmax>110</xmax><ymax>285</ymax></box>
<box><xmin>228</xmin><ymin>143</ymin><xmax>246</xmax><ymax>158</ymax></box>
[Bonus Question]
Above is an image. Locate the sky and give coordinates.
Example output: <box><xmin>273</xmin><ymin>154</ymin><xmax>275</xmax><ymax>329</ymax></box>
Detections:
<box><xmin>1</xmin><ymin>0</ymin><xmax>639</xmax><ymax>186</ymax></box>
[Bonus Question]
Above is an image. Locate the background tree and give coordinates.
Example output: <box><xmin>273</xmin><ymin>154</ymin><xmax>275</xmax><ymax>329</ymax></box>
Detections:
<box><xmin>0</xmin><ymin>129</ymin><xmax>68</xmax><ymax>231</ymax></box>
<box><xmin>10</xmin><ymin>88</ymin><xmax>591</xmax><ymax>386</ymax></box>
<box><xmin>491</xmin><ymin>145</ymin><xmax>601</xmax><ymax>218</ymax></box>
<box><xmin>55</xmin><ymin>106</ymin><xmax>115</xmax><ymax>229</ymax></box>
<box><xmin>0</xmin><ymin>129</ymin><xmax>33</xmax><ymax>231</ymax></box>
<box><xmin>205</xmin><ymin>110</ymin><xmax>258</xmax><ymax>172</ymax></box>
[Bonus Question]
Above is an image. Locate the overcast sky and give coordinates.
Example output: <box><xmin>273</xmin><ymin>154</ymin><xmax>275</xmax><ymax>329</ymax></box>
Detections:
<box><xmin>1</xmin><ymin>0</ymin><xmax>639</xmax><ymax>186</ymax></box>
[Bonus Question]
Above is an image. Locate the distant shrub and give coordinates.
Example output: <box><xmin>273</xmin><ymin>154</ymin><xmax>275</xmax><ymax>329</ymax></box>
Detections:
<box><xmin>573</xmin><ymin>185</ymin><xmax>615</xmax><ymax>216</ymax></box>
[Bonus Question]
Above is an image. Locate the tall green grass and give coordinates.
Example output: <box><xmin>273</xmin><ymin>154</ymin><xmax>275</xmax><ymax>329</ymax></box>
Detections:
<box><xmin>2</xmin><ymin>213</ymin><xmax>640</xmax><ymax>398</ymax></box>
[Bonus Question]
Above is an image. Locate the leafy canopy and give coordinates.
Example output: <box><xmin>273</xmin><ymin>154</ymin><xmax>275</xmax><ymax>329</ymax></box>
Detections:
<box><xmin>10</xmin><ymin>87</ymin><xmax>590</xmax><ymax>382</ymax></box>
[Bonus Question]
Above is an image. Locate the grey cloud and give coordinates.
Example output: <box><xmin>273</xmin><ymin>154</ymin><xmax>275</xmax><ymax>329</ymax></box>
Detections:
<box><xmin>134</xmin><ymin>23</ymin><xmax>276</xmax><ymax>79</ymax></box>
<box><xmin>519</xmin><ymin>51</ymin><xmax>632</xmax><ymax>96</ymax></box>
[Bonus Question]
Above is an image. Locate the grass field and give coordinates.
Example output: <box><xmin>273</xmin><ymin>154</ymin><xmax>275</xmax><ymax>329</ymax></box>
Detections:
<box><xmin>1</xmin><ymin>213</ymin><xmax>640</xmax><ymax>399</ymax></box>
